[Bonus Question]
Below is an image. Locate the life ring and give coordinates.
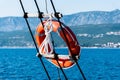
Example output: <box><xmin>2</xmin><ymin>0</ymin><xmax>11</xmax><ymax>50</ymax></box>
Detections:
<box><xmin>35</xmin><ymin>20</ymin><xmax>80</xmax><ymax>68</ymax></box>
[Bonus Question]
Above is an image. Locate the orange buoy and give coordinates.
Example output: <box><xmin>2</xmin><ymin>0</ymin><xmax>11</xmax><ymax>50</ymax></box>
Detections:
<box><xmin>35</xmin><ymin>20</ymin><xmax>80</xmax><ymax>68</ymax></box>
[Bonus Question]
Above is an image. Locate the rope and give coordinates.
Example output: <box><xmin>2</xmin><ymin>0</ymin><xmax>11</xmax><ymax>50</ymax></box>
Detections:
<box><xmin>42</xmin><ymin>15</ymin><xmax>68</xmax><ymax>80</ymax></box>
<box><xmin>39</xmin><ymin>20</ymin><xmax>53</xmax><ymax>55</ymax></box>
<box><xmin>49</xmin><ymin>0</ymin><xmax>57</xmax><ymax>12</ymax></box>
<box><xmin>57</xmin><ymin>67</ymin><xmax>61</xmax><ymax>80</ymax></box>
<box><xmin>19</xmin><ymin>0</ymin><xmax>86</xmax><ymax>79</ymax></box>
<box><xmin>19</xmin><ymin>0</ymin><xmax>51</xmax><ymax>80</ymax></box>
<box><xmin>49</xmin><ymin>0</ymin><xmax>86</xmax><ymax>80</ymax></box>
<box><xmin>33</xmin><ymin>0</ymin><xmax>67</xmax><ymax>79</ymax></box>
<box><xmin>33</xmin><ymin>0</ymin><xmax>45</xmax><ymax>28</ymax></box>
<box><xmin>49</xmin><ymin>27</ymin><xmax>62</xmax><ymax>80</ymax></box>
<box><xmin>48</xmin><ymin>14</ymin><xmax>68</xmax><ymax>80</ymax></box>
<box><xmin>75</xmin><ymin>60</ymin><xmax>86</xmax><ymax>80</ymax></box>
<box><xmin>54</xmin><ymin>54</ymin><xmax>68</xmax><ymax>80</ymax></box>
<box><xmin>45</xmin><ymin>0</ymin><xmax>49</xmax><ymax>13</ymax></box>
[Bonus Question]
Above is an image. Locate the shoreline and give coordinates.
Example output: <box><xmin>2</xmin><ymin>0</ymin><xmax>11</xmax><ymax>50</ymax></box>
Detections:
<box><xmin>0</xmin><ymin>47</ymin><xmax>120</xmax><ymax>49</ymax></box>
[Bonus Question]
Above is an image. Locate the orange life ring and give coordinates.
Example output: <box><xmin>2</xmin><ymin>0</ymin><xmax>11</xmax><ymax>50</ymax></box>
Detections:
<box><xmin>35</xmin><ymin>20</ymin><xmax>80</xmax><ymax>68</ymax></box>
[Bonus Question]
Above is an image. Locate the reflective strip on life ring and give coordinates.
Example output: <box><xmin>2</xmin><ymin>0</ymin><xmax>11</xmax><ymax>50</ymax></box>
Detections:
<box><xmin>35</xmin><ymin>20</ymin><xmax>80</xmax><ymax>68</ymax></box>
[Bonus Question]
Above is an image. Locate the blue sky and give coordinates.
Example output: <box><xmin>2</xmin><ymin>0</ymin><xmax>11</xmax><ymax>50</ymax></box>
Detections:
<box><xmin>0</xmin><ymin>0</ymin><xmax>120</xmax><ymax>17</ymax></box>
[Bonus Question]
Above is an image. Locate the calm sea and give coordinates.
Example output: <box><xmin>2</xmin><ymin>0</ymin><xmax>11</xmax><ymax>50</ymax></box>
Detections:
<box><xmin>0</xmin><ymin>48</ymin><xmax>120</xmax><ymax>80</ymax></box>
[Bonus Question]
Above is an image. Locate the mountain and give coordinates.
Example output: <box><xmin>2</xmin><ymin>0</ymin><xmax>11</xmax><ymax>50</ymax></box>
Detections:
<box><xmin>63</xmin><ymin>9</ymin><xmax>120</xmax><ymax>26</ymax></box>
<box><xmin>0</xmin><ymin>23</ymin><xmax>120</xmax><ymax>48</ymax></box>
<box><xmin>0</xmin><ymin>9</ymin><xmax>120</xmax><ymax>48</ymax></box>
<box><xmin>0</xmin><ymin>9</ymin><xmax>120</xmax><ymax>32</ymax></box>
<box><xmin>0</xmin><ymin>17</ymin><xmax>40</xmax><ymax>32</ymax></box>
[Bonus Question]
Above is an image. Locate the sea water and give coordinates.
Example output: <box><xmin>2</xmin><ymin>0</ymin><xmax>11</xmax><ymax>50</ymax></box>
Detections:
<box><xmin>0</xmin><ymin>48</ymin><xmax>120</xmax><ymax>80</ymax></box>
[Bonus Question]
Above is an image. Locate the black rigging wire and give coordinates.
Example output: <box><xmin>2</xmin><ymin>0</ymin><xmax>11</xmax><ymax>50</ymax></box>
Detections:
<box><xmin>19</xmin><ymin>0</ymin><xmax>51</xmax><ymax>80</ymax></box>
<box><xmin>45</xmin><ymin>0</ymin><xmax>68</xmax><ymax>79</ymax></box>
<box><xmin>50</xmin><ymin>33</ymin><xmax>62</xmax><ymax>80</ymax></box>
<box><xmin>33</xmin><ymin>0</ymin><xmax>68</xmax><ymax>79</ymax></box>
<box><xmin>75</xmin><ymin>60</ymin><xmax>86</xmax><ymax>80</ymax></box>
<box><xmin>48</xmin><ymin>1</ymin><xmax>68</xmax><ymax>80</ymax></box>
<box><xmin>33</xmin><ymin>0</ymin><xmax>67</xmax><ymax>79</ymax></box>
<box><xmin>54</xmin><ymin>53</ymin><xmax>68</xmax><ymax>80</ymax></box>
<box><xmin>19</xmin><ymin>0</ymin><xmax>86</xmax><ymax>79</ymax></box>
<box><xmin>33</xmin><ymin>0</ymin><xmax>45</xmax><ymax>28</ymax></box>
<box><xmin>49</xmin><ymin>0</ymin><xmax>56</xmax><ymax>12</ymax></box>
<box><xmin>49</xmin><ymin>0</ymin><xmax>86</xmax><ymax>80</ymax></box>
<box><xmin>33</xmin><ymin>0</ymin><xmax>52</xmax><ymax>80</ymax></box>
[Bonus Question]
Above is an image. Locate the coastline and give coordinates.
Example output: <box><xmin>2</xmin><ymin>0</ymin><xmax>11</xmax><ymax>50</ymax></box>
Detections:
<box><xmin>0</xmin><ymin>46</ymin><xmax>120</xmax><ymax>49</ymax></box>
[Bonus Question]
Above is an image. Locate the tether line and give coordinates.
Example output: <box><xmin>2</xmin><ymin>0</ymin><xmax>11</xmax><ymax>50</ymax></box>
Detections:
<box><xmin>57</xmin><ymin>67</ymin><xmax>61</xmax><ymax>80</ymax></box>
<box><xmin>54</xmin><ymin>51</ymin><xmax>68</xmax><ymax>80</ymax></box>
<box><xmin>49</xmin><ymin>0</ymin><xmax>86</xmax><ymax>80</ymax></box>
<box><xmin>45</xmin><ymin>0</ymin><xmax>48</xmax><ymax>13</ymax></box>
<box><xmin>30</xmin><ymin>0</ymin><xmax>67</xmax><ymax>79</ymax></box>
<box><xmin>50</xmin><ymin>25</ymin><xmax>68</xmax><ymax>80</ymax></box>
<box><xmin>33</xmin><ymin>0</ymin><xmax>45</xmax><ymax>28</ymax></box>
<box><xmin>19</xmin><ymin>0</ymin><xmax>51</xmax><ymax>80</ymax></box>
<box><xmin>47</xmin><ymin>0</ymin><xmax>70</xmax><ymax>80</ymax></box>
<box><xmin>33</xmin><ymin>0</ymin><xmax>68</xmax><ymax>80</ymax></box>
<box><xmin>75</xmin><ymin>60</ymin><xmax>86</xmax><ymax>80</ymax></box>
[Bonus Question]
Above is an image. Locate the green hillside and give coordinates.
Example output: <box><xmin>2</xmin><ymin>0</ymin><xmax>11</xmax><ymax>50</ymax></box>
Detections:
<box><xmin>0</xmin><ymin>23</ymin><xmax>120</xmax><ymax>48</ymax></box>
